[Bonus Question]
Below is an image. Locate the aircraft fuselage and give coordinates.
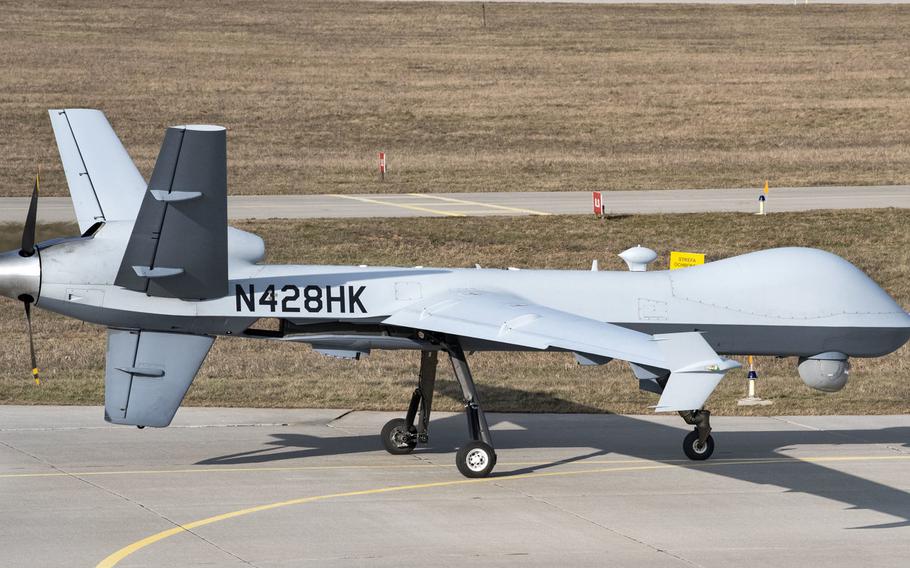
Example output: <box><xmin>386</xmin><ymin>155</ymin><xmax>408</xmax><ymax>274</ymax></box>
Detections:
<box><xmin>24</xmin><ymin>222</ymin><xmax>910</xmax><ymax>360</ymax></box>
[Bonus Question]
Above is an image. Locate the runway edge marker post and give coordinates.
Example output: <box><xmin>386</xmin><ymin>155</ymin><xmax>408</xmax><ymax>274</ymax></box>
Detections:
<box><xmin>757</xmin><ymin>180</ymin><xmax>769</xmax><ymax>215</ymax></box>
<box><xmin>738</xmin><ymin>355</ymin><xmax>773</xmax><ymax>406</ymax></box>
<box><xmin>593</xmin><ymin>191</ymin><xmax>605</xmax><ymax>220</ymax></box>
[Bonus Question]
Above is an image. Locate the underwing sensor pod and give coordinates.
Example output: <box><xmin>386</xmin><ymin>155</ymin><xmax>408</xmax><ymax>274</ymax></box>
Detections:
<box><xmin>1</xmin><ymin>109</ymin><xmax>908</xmax><ymax>479</ymax></box>
<box><xmin>798</xmin><ymin>352</ymin><xmax>851</xmax><ymax>392</ymax></box>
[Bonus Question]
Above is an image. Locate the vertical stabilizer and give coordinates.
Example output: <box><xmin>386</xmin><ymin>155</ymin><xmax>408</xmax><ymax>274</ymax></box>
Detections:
<box><xmin>48</xmin><ymin>109</ymin><xmax>146</xmax><ymax>233</ymax></box>
<box><xmin>114</xmin><ymin>125</ymin><xmax>228</xmax><ymax>300</ymax></box>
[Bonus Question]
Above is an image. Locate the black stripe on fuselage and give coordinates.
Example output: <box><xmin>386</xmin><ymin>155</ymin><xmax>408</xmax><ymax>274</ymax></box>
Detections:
<box><xmin>612</xmin><ymin>322</ymin><xmax>910</xmax><ymax>358</ymax></box>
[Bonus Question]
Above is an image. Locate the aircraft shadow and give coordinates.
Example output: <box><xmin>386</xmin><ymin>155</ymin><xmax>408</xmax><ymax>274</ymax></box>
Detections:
<box><xmin>198</xmin><ymin>383</ymin><xmax>910</xmax><ymax>529</ymax></box>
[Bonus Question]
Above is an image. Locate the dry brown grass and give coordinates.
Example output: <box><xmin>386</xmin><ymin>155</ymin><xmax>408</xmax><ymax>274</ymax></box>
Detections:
<box><xmin>0</xmin><ymin>208</ymin><xmax>907</xmax><ymax>415</ymax></box>
<box><xmin>1</xmin><ymin>2</ymin><xmax>909</xmax><ymax>198</ymax></box>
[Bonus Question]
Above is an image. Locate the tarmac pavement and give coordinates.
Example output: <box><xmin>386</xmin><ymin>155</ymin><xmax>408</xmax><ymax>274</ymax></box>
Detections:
<box><xmin>2</xmin><ymin>406</ymin><xmax>909</xmax><ymax>567</ymax></box>
<box><xmin>0</xmin><ymin>185</ymin><xmax>907</xmax><ymax>223</ymax></box>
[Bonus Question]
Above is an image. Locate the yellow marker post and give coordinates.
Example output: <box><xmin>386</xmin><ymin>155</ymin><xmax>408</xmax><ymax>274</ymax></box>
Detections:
<box><xmin>669</xmin><ymin>251</ymin><xmax>705</xmax><ymax>270</ymax></box>
<box><xmin>757</xmin><ymin>180</ymin><xmax>769</xmax><ymax>215</ymax></box>
<box><xmin>738</xmin><ymin>355</ymin><xmax>772</xmax><ymax>406</ymax></box>
<box><xmin>747</xmin><ymin>356</ymin><xmax>755</xmax><ymax>398</ymax></box>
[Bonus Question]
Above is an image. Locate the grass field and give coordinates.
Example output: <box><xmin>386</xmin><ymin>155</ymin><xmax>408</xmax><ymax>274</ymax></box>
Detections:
<box><xmin>1</xmin><ymin>2</ymin><xmax>909</xmax><ymax>198</ymax></box>
<box><xmin>1</xmin><ymin>208</ymin><xmax>907</xmax><ymax>415</ymax></box>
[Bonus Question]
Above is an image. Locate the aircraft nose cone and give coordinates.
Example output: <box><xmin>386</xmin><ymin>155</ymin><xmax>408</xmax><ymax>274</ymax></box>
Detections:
<box><xmin>0</xmin><ymin>249</ymin><xmax>40</xmax><ymax>302</ymax></box>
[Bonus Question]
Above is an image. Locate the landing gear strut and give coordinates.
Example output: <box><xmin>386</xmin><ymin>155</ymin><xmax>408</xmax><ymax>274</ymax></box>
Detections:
<box><xmin>679</xmin><ymin>409</ymin><xmax>714</xmax><ymax>460</ymax></box>
<box><xmin>380</xmin><ymin>341</ymin><xmax>497</xmax><ymax>478</ymax></box>
<box><xmin>381</xmin><ymin>350</ymin><xmax>437</xmax><ymax>454</ymax></box>
<box><xmin>448</xmin><ymin>342</ymin><xmax>496</xmax><ymax>478</ymax></box>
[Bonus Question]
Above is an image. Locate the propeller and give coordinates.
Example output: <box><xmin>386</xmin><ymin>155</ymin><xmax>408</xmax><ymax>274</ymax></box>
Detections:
<box><xmin>20</xmin><ymin>173</ymin><xmax>39</xmax><ymax>257</ymax></box>
<box><xmin>23</xmin><ymin>299</ymin><xmax>40</xmax><ymax>385</ymax></box>
<box><xmin>19</xmin><ymin>173</ymin><xmax>41</xmax><ymax>385</ymax></box>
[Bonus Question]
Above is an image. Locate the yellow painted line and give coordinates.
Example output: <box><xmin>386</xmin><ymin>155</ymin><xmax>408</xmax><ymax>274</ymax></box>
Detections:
<box><xmin>412</xmin><ymin>193</ymin><xmax>552</xmax><ymax>216</ymax></box>
<box><xmin>93</xmin><ymin>463</ymin><xmax>673</xmax><ymax>568</ymax></box>
<box><xmin>0</xmin><ymin>463</ymin><xmax>445</xmax><ymax>479</ymax></box>
<box><xmin>332</xmin><ymin>194</ymin><xmax>465</xmax><ymax>217</ymax></box>
<box><xmin>95</xmin><ymin>454</ymin><xmax>910</xmax><ymax>567</ymax></box>
<box><xmin>0</xmin><ymin>458</ymin><xmax>670</xmax><ymax>479</ymax></box>
<box><xmin>6</xmin><ymin>454</ymin><xmax>908</xmax><ymax>480</ymax></box>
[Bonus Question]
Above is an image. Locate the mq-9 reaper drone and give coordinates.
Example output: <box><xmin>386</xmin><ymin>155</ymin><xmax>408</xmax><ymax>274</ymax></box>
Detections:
<box><xmin>1</xmin><ymin>110</ymin><xmax>908</xmax><ymax>478</ymax></box>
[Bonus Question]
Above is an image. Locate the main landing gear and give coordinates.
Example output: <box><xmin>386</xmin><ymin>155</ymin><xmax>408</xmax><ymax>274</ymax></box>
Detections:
<box><xmin>380</xmin><ymin>342</ymin><xmax>497</xmax><ymax>478</ymax></box>
<box><xmin>380</xmin><ymin>345</ymin><xmax>714</xmax><ymax>473</ymax></box>
<box><xmin>678</xmin><ymin>409</ymin><xmax>714</xmax><ymax>460</ymax></box>
<box><xmin>381</xmin><ymin>350</ymin><xmax>437</xmax><ymax>455</ymax></box>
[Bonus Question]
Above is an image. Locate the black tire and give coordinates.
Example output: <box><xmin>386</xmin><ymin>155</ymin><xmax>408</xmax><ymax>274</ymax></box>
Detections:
<box><xmin>381</xmin><ymin>418</ymin><xmax>417</xmax><ymax>455</ymax></box>
<box><xmin>456</xmin><ymin>441</ymin><xmax>497</xmax><ymax>478</ymax></box>
<box><xmin>683</xmin><ymin>429</ymin><xmax>714</xmax><ymax>461</ymax></box>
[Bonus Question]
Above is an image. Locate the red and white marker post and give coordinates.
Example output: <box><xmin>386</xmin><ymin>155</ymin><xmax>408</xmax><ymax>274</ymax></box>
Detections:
<box><xmin>592</xmin><ymin>191</ymin><xmax>605</xmax><ymax>218</ymax></box>
<box><xmin>379</xmin><ymin>152</ymin><xmax>386</xmax><ymax>182</ymax></box>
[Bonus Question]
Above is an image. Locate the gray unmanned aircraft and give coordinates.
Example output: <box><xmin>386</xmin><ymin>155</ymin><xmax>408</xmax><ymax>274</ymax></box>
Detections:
<box><xmin>1</xmin><ymin>109</ymin><xmax>908</xmax><ymax>478</ymax></box>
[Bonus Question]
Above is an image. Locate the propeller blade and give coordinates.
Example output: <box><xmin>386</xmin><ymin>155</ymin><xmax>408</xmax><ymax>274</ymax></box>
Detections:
<box><xmin>23</xmin><ymin>300</ymin><xmax>40</xmax><ymax>385</ymax></box>
<box><xmin>20</xmin><ymin>174</ymin><xmax>39</xmax><ymax>257</ymax></box>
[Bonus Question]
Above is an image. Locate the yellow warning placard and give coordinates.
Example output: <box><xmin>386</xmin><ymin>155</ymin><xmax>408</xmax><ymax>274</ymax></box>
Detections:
<box><xmin>669</xmin><ymin>251</ymin><xmax>705</xmax><ymax>270</ymax></box>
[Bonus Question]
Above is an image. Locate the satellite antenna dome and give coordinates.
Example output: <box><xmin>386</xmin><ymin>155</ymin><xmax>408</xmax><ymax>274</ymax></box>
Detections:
<box><xmin>618</xmin><ymin>245</ymin><xmax>658</xmax><ymax>272</ymax></box>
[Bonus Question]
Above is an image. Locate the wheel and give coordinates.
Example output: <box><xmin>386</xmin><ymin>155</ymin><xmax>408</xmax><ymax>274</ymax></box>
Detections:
<box><xmin>456</xmin><ymin>441</ymin><xmax>497</xmax><ymax>478</ymax></box>
<box><xmin>381</xmin><ymin>418</ymin><xmax>417</xmax><ymax>454</ymax></box>
<box><xmin>683</xmin><ymin>429</ymin><xmax>714</xmax><ymax>460</ymax></box>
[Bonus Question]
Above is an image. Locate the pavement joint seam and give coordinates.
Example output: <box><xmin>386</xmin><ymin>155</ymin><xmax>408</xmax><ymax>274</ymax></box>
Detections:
<box><xmin>885</xmin><ymin>445</ymin><xmax>910</xmax><ymax>455</ymax></box>
<box><xmin>409</xmin><ymin>449</ymin><xmax>450</xmax><ymax>470</ymax></box>
<box><xmin>84</xmin><ymin>478</ymin><xmax>264</xmax><ymax>567</ymax></box>
<box><xmin>491</xmin><ymin>480</ymin><xmax>706</xmax><ymax>567</ymax></box>
<box><xmin>327</xmin><ymin>409</ymin><xmax>355</xmax><ymax>424</ymax></box>
<box><xmin>771</xmin><ymin>417</ymin><xmax>910</xmax><ymax>454</ymax></box>
<box><xmin>0</xmin><ymin>439</ymin><xmax>260</xmax><ymax>568</ymax></box>
<box><xmin>770</xmin><ymin>416</ymin><xmax>825</xmax><ymax>431</ymax></box>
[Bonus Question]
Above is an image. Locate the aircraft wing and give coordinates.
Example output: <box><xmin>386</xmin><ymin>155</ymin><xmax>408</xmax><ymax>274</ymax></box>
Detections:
<box><xmin>383</xmin><ymin>290</ymin><xmax>740</xmax><ymax>411</ymax></box>
<box><xmin>48</xmin><ymin>109</ymin><xmax>146</xmax><ymax>233</ymax></box>
<box><xmin>385</xmin><ymin>290</ymin><xmax>667</xmax><ymax>367</ymax></box>
<box><xmin>104</xmin><ymin>329</ymin><xmax>214</xmax><ymax>427</ymax></box>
